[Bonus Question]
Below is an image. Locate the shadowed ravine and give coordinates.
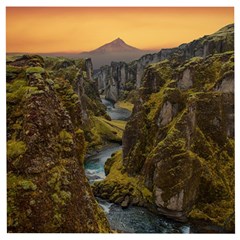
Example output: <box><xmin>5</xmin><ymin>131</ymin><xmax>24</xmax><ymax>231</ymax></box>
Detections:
<box><xmin>84</xmin><ymin>99</ymin><xmax>191</xmax><ymax>233</ymax></box>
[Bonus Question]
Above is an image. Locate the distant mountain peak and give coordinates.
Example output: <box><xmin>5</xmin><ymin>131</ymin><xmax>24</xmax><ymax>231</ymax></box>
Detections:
<box><xmin>82</xmin><ymin>38</ymin><xmax>141</xmax><ymax>55</ymax></box>
<box><xmin>114</xmin><ymin>37</ymin><xmax>125</xmax><ymax>43</ymax></box>
<box><xmin>79</xmin><ymin>37</ymin><xmax>152</xmax><ymax>69</ymax></box>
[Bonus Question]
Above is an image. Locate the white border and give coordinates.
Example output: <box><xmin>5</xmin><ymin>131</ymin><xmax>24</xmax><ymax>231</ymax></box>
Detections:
<box><xmin>1</xmin><ymin>1</ymin><xmax>239</xmax><ymax>240</ymax></box>
<box><xmin>1</xmin><ymin>0</ymin><xmax>238</xmax><ymax>7</ymax></box>
<box><xmin>0</xmin><ymin>2</ymin><xmax>7</xmax><ymax>239</ymax></box>
<box><xmin>234</xmin><ymin>1</ymin><xmax>239</xmax><ymax>237</ymax></box>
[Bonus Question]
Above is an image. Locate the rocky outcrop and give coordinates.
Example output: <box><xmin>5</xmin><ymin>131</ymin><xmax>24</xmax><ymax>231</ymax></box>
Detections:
<box><xmin>93</xmin><ymin>150</ymin><xmax>153</xmax><ymax>209</ymax></box>
<box><xmin>96</xmin><ymin>24</ymin><xmax>234</xmax><ymax>102</ymax></box>
<box><xmin>122</xmin><ymin>51</ymin><xmax>234</xmax><ymax>227</ymax></box>
<box><xmin>44</xmin><ymin>56</ymin><xmax>121</xmax><ymax>150</ymax></box>
<box><xmin>94</xmin><ymin>27</ymin><xmax>234</xmax><ymax>232</ymax></box>
<box><xmin>47</xmin><ymin>57</ymin><xmax>107</xmax><ymax>120</ymax></box>
<box><xmin>7</xmin><ymin>55</ymin><xmax>110</xmax><ymax>232</ymax></box>
<box><xmin>97</xmin><ymin>62</ymin><xmax>136</xmax><ymax>102</ymax></box>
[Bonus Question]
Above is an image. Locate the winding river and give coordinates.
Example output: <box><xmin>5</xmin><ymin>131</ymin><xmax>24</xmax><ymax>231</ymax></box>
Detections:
<box><xmin>84</xmin><ymin>99</ymin><xmax>192</xmax><ymax>233</ymax></box>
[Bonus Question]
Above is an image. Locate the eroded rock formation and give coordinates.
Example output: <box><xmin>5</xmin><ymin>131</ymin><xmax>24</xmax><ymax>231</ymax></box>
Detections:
<box><xmin>7</xmin><ymin>55</ymin><xmax>110</xmax><ymax>232</ymax></box>
<box><xmin>93</xmin><ymin>24</ymin><xmax>234</xmax><ymax>232</ymax></box>
<box><xmin>96</xmin><ymin>24</ymin><xmax>234</xmax><ymax>103</ymax></box>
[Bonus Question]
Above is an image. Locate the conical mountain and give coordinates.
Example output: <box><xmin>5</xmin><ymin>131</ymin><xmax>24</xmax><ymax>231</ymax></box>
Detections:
<box><xmin>86</xmin><ymin>38</ymin><xmax>141</xmax><ymax>54</ymax></box>
<box><xmin>79</xmin><ymin>38</ymin><xmax>153</xmax><ymax>69</ymax></box>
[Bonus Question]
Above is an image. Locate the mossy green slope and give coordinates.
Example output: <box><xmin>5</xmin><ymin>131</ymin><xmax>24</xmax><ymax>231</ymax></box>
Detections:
<box><xmin>93</xmin><ymin>150</ymin><xmax>153</xmax><ymax>209</ymax></box>
<box><xmin>94</xmin><ymin>50</ymin><xmax>234</xmax><ymax>231</ymax></box>
<box><xmin>43</xmin><ymin>56</ymin><xmax>124</xmax><ymax>151</ymax></box>
<box><xmin>136</xmin><ymin>52</ymin><xmax>234</xmax><ymax>230</ymax></box>
<box><xmin>7</xmin><ymin>55</ymin><xmax>110</xmax><ymax>233</ymax></box>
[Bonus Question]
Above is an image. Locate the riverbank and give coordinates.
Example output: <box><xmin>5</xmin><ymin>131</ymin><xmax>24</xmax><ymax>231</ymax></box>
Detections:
<box><xmin>115</xmin><ymin>101</ymin><xmax>134</xmax><ymax>112</ymax></box>
<box><xmin>85</xmin><ymin>145</ymin><xmax>192</xmax><ymax>233</ymax></box>
<box><xmin>84</xmin><ymin>98</ymin><xmax>230</xmax><ymax>233</ymax></box>
<box><xmin>84</xmin><ymin>98</ymin><xmax>192</xmax><ymax>233</ymax></box>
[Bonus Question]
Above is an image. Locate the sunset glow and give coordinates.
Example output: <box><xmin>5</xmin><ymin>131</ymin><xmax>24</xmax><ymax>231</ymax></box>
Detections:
<box><xmin>6</xmin><ymin>7</ymin><xmax>234</xmax><ymax>53</ymax></box>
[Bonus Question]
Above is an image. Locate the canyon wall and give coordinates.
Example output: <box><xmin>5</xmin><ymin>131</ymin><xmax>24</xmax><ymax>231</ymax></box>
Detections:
<box><xmin>93</xmin><ymin>24</ymin><xmax>234</xmax><ymax>232</ymax></box>
<box><xmin>7</xmin><ymin>55</ymin><xmax>110</xmax><ymax>232</ymax></box>
<box><xmin>96</xmin><ymin>24</ymin><xmax>234</xmax><ymax>103</ymax></box>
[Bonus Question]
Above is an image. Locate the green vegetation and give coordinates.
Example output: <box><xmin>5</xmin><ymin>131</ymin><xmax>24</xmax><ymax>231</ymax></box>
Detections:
<box><xmin>26</xmin><ymin>66</ymin><xmax>45</xmax><ymax>74</ymax></box>
<box><xmin>106</xmin><ymin>47</ymin><xmax>234</xmax><ymax>231</ymax></box>
<box><xmin>7</xmin><ymin>172</ymin><xmax>38</xmax><ymax>229</ymax></box>
<box><xmin>6</xmin><ymin>79</ymin><xmax>39</xmax><ymax>103</ymax></box>
<box><xmin>7</xmin><ymin>140</ymin><xmax>26</xmax><ymax>159</ymax></box>
<box><xmin>7</xmin><ymin>55</ymin><xmax>111</xmax><ymax>233</ymax></box>
<box><xmin>115</xmin><ymin>101</ymin><xmax>134</xmax><ymax>111</ymax></box>
<box><xmin>48</xmin><ymin>163</ymin><xmax>72</xmax><ymax>207</ymax></box>
<box><xmin>7</xmin><ymin>80</ymin><xmax>27</xmax><ymax>103</ymax></box>
<box><xmin>8</xmin><ymin>173</ymin><xmax>37</xmax><ymax>191</ymax></box>
<box><xmin>93</xmin><ymin>150</ymin><xmax>153</xmax><ymax>207</ymax></box>
<box><xmin>175</xmin><ymin>51</ymin><xmax>234</xmax><ymax>92</ymax></box>
<box><xmin>6</xmin><ymin>65</ymin><xmax>24</xmax><ymax>80</ymax></box>
<box><xmin>59</xmin><ymin>130</ymin><xmax>73</xmax><ymax>144</ymax></box>
<box><xmin>88</xmin><ymin>116</ymin><xmax>124</xmax><ymax>147</ymax></box>
<box><xmin>177</xmin><ymin>57</ymin><xmax>203</xmax><ymax>72</ymax></box>
<box><xmin>20</xmin><ymin>180</ymin><xmax>37</xmax><ymax>191</ymax></box>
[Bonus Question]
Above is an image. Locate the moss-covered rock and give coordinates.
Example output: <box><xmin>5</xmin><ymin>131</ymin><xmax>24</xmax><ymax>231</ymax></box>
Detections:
<box><xmin>43</xmin><ymin>56</ymin><xmax>109</xmax><ymax>149</ymax></box>
<box><xmin>97</xmin><ymin>48</ymin><xmax>234</xmax><ymax>231</ymax></box>
<box><xmin>96</xmin><ymin>24</ymin><xmax>234</xmax><ymax>103</ymax></box>
<box><xmin>93</xmin><ymin>150</ymin><xmax>153</xmax><ymax>208</ymax></box>
<box><xmin>6</xmin><ymin>65</ymin><xmax>25</xmax><ymax>82</ymax></box>
<box><xmin>7</xmin><ymin>55</ymin><xmax>110</xmax><ymax>233</ymax></box>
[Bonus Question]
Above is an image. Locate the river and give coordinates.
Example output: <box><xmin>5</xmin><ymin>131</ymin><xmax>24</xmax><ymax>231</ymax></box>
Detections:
<box><xmin>84</xmin><ymin>98</ymin><xmax>192</xmax><ymax>233</ymax></box>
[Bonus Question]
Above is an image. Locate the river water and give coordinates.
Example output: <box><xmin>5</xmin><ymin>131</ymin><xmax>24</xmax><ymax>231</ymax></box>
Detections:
<box><xmin>101</xmin><ymin>98</ymin><xmax>132</xmax><ymax>120</ymax></box>
<box><xmin>84</xmin><ymin>98</ymin><xmax>191</xmax><ymax>233</ymax></box>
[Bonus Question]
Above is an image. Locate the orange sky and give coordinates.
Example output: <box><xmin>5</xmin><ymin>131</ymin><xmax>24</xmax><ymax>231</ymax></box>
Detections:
<box><xmin>6</xmin><ymin>7</ymin><xmax>234</xmax><ymax>53</ymax></box>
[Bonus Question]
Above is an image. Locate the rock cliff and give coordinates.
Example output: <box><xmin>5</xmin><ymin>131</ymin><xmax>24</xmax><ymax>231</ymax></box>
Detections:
<box><xmin>44</xmin><ymin>56</ymin><xmax>123</xmax><ymax>149</ymax></box>
<box><xmin>96</xmin><ymin>24</ymin><xmax>234</xmax><ymax>103</ymax></box>
<box><xmin>7</xmin><ymin>55</ymin><xmax>110</xmax><ymax>232</ymax></box>
<box><xmin>93</xmin><ymin>24</ymin><xmax>234</xmax><ymax>232</ymax></box>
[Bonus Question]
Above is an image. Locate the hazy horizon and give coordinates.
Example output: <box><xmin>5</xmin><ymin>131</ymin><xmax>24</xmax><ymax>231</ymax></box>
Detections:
<box><xmin>6</xmin><ymin>37</ymin><xmax>164</xmax><ymax>55</ymax></box>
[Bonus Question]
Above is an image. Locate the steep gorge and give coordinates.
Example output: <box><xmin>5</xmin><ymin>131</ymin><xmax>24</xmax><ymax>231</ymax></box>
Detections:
<box><xmin>6</xmin><ymin>23</ymin><xmax>235</xmax><ymax>233</ymax></box>
<box><xmin>93</xmin><ymin>24</ymin><xmax>235</xmax><ymax>232</ymax></box>
<box><xmin>96</xmin><ymin>24</ymin><xmax>234</xmax><ymax>103</ymax></box>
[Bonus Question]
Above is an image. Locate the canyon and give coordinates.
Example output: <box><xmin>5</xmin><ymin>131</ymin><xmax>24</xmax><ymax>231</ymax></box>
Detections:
<box><xmin>6</xmin><ymin>23</ymin><xmax>234</xmax><ymax>233</ymax></box>
<box><xmin>96</xmin><ymin>24</ymin><xmax>233</xmax><ymax>103</ymax></box>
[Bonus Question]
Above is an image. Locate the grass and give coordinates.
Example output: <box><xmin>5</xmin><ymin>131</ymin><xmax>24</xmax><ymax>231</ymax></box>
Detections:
<box><xmin>92</xmin><ymin>116</ymin><xmax>124</xmax><ymax>142</ymax></box>
<box><xmin>87</xmin><ymin>115</ymin><xmax>127</xmax><ymax>148</ymax></box>
<box><xmin>101</xmin><ymin>118</ymin><xmax>126</xmax><ymax>131</ymax></box>
<box><xmin>115</xmin><ymin>101</ymin><xmax>134</xmax><ymax>112</ymax></box>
